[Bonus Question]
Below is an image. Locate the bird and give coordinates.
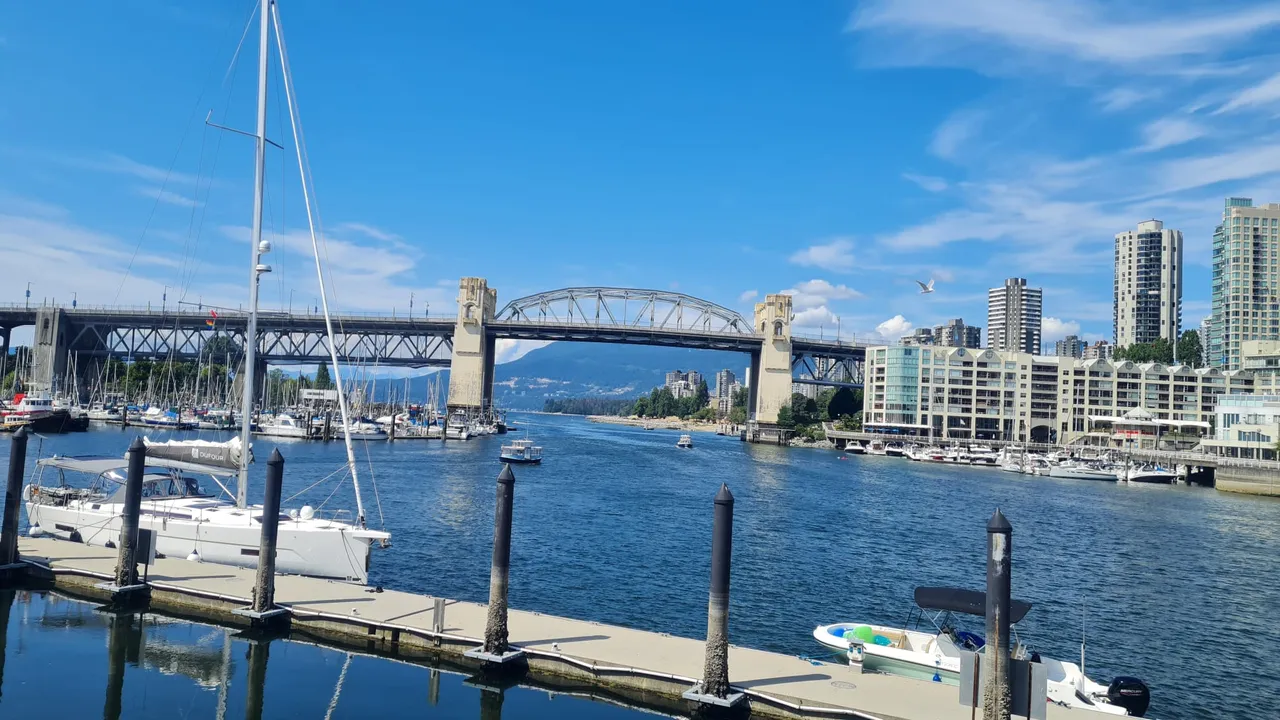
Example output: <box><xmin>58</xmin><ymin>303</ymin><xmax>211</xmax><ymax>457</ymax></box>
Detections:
<box><xmin>915</xmin><ymin>278</ymin><xmax>935</xmax><ymax>294</ymax></box>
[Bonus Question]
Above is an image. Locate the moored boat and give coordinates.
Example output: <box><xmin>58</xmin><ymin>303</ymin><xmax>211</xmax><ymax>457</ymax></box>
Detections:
<box><xmin>844</xmin><ymin>440</ymin><xmax>866</xmax><ymax>454</ymax></box>
<box><xmin>499</xmin><ymin>438</ymin><xmax>543</xmax><ymax>464</ymax></box>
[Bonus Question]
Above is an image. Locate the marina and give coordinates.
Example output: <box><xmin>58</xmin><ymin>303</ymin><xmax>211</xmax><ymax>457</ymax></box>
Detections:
<box><xmin>3</xmin><ymin>416</ymin><xmax>1278</xmax><ymax>718</ymax></box>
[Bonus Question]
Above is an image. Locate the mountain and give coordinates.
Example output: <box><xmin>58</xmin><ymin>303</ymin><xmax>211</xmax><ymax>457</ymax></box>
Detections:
<box><xmin>373</xmin><ymin>342</ymin><xmax>748</xmax><ymax>410</ymax></box>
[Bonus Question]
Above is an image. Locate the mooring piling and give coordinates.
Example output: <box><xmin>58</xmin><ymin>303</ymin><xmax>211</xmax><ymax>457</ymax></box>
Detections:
<box><xmin>0</xmin><ymin>427</ymin><xmax>29</xmax><ymax>568</ymax></box>
<box><xmin>113</xmin><ymin>438</ymin><xmax>146</xmax><ymax>589</ymax></box>
<box><xmin>466</xmin><ymin>463</ymin><xmax>521</xmax><ymax>665</ymax></box>
<box><xmin>983</xmin><ymin>509</ymin><xmax>1013</xmax><ymax>720</ymax></box>
<box><xmin>684</xmin><ymin>483</ymin><xmax>743</xmax><ymax>707</ymax></box>
<box><xmin>251</xmin><ymin>449</ymin><xmax>285</xmax><ymax>613</ymax></box>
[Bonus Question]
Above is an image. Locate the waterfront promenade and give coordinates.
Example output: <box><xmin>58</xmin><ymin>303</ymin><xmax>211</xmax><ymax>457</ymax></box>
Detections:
<box><xmin>15</xmin><ymin>535</ymin><xmax>1118</xmax><ymax>720</ymax></box>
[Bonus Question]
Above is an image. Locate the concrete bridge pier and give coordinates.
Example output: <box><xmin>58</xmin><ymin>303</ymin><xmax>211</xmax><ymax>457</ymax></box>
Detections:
<box><xmin>749</xmin><ymin>294</ymin><xmax>794</xmax><ymax>444</ymax></box>
<box><xmin>30</xmin><ymin>307</ymin><xmax>70</xmax><ymax>394</ymax></box>
<box><xmin>446</xmin><ymin>277</ymin><xmax>498</xmax><ymax>422</ymax></box>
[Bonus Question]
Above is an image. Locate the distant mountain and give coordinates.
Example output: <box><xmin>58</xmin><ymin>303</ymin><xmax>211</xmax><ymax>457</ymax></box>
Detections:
<box><xmin>373</xmin><ymin>342</ymin><xmax>748</xmax><ymax>410</ymax></box>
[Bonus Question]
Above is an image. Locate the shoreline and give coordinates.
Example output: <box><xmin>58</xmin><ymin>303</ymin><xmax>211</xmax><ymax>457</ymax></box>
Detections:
<box><xmin>584</xmin><ymin>415</ymin><xmax>730</xmax><ymax>434</ymax></box>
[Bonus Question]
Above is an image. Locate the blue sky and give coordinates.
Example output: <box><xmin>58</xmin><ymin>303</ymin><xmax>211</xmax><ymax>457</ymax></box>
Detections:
<box><xmin>5</xmin><ymin>1</ymin><xmax>1280</xmax><ymax>361</ymax></box>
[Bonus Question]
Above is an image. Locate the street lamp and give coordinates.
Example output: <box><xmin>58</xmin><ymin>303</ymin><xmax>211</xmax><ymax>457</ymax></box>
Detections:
<box><xmin>72</xmin><ymin>292</ymin><xmax>77</xmax><ymax>309</ymax></box>
<box><xmin>25</xmin><ymin>282</ymin><xmax>31</xmax><ymax>309</ymax></box>
<box><xmin>162</xmin><ymin>285</ymin><xmax>169</xmax><ymax>314</ymax></box>
<box><xmin>410</xmin><ymin>292</ymin><xmax>415</xmax><ymax>317</ymax></box>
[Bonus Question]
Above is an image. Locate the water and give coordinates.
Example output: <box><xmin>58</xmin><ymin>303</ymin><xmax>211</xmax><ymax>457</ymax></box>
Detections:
<box><xmin>0</xmin><ymin>590</ymin><xmax>657</xmax><ymax>719</ymax></box>
<box><xmin>4</xmin><ymin>414</ymin><xmax>1279</xmax><ymax>719</ymax></box>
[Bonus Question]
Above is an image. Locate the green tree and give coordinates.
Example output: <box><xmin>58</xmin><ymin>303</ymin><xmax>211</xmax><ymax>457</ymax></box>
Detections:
<box><xmin>728</xmin><ymin>405</ymin><xmax>747</xmax><ymax>424</ymax></box>
<box><xmin>1177</xmin><ymin>330</ymin><xmax>1203</xmax><ymax>367</ymax></box>
<box><xmin>776</xmin><ymin>404</ymin><xmax>795</xmax><ymax>429</ymax></box>
<box><xmin>696</xmin><ymin>378</ymin><xmax>710</xmax><ymax>409</ymax></box>
<box><xmin>817</xmin><ymin>387</ymin><xmax>837</xmax><ymax>421</ymax></box>
<box><xmin>633</xmin><ymin>396</ymin><xmax>651</xmax><ymax>417</ymax></box>
<box><xmin>790</xmin><ymin>392</ymin><xmax>818</xmax><ymax>426</ymax></box>
<box><xmin>827</xmin><ymin>387</ymin><xmax>861</xmax><ymax>420</ymax></box>
<box><xmin>315</xmin><ymin>362</ymin><xmax>333</xmax><ymax>389</ymax></box>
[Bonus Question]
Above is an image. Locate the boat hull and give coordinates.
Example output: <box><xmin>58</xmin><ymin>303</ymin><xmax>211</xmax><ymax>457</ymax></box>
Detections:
<box><xmin>26</xmin><ymin>501</ymin><xmax>381</xmax><ymax>583</ymax></box>
<box><xmin>499</xmin><ymin>455</ymin><xmax>542</xmax><ymax>464</ymax></box>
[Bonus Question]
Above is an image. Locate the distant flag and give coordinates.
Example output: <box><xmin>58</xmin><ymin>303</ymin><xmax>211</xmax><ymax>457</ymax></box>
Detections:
<box><xmin>206</xmin><ymin>310</ymin><xmax>218</xmax><ymax>328</ymax></box>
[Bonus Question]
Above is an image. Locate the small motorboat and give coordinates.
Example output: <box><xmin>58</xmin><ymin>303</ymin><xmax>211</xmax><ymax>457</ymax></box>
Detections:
<box><xmin>676</xmin><ymin>434</ymin><xmax>694</xmax><ymax>449</ymax></box>
<box><xmin>813</xmin><ymin>587</ymin><xmax>1150</xmax><ymax>716</ymax></box>
<box><xmin>844</xmin><ymin>440</ymin><xmax>866</xmax><ymax>455</ymax></box>
<box><xmin>499</xmin><ymin>438</ymin><xmax>543</xmax><ymax>464</ymax></box>
<box><xmin>866</xmin><ymin>440</ymin><xmax>888</xmax><ymax>456</ymax></box>
<box><xmin>1049</xmin><ymin>461</ymin><xmax>1121</xmax><ymax>481</ymax></box>
<box><xmin>885</xmin><ymin>442</ymin><xmax>906</xmax><ymax>457</ymax></box>
<box><xmin>1123</xmin><ymin>464</ymin><xmax>1178</xmax><ymax>484</ymax></box>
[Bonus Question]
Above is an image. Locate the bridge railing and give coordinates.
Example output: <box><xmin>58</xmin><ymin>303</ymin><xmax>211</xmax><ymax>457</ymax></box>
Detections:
<box><xmin>491</xmin><ymin>318</ymin><xmax>761</xmax><ymax>338</ymax></box>
<box><xmin>0</xmin><ymin>303</ymin><xmax>446</xmax><ymax>323</ymax></box>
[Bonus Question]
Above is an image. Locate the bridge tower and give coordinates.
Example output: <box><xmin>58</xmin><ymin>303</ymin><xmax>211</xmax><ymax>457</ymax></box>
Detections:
<box><xmin>446</xmin><ymin>277</ymin><xmax>498</xmax><ymax>421</ymax></box>
<box><xmin>750</xmin><ymin>294</ymin><xmax>793</xmax><ymax>433</ymax></box>
<box><xmin>29</xmin><ymin>307</ymin><xmax>70</xmax><ymax>394</ymax></box>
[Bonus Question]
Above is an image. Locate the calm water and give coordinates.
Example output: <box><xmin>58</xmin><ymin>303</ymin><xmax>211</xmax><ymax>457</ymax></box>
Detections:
<box><xmin>4</xmin><ymin>414</ymin><xmax>1279</xmax><ymax>719</ymax></box>
<box><xmin>0</xmin><ymin>589</ymin><xmax>656</xmax><ymax>719</ymax></box>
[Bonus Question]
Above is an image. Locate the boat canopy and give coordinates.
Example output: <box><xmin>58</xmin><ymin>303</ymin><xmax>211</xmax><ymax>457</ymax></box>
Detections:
<box><xmin>38</xmin><ymin>455</ymin><xmax>239</xmax><ymax>478</ymax></box>
<box><xmin>913</xmin><ymin>586</ymin><xmax>1032</xmax><ymax>624</ymax></box>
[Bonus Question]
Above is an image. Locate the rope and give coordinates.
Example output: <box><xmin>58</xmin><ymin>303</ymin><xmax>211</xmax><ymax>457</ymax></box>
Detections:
<box><xmin>795</xmin><ymin>648</ymin><xmax>850</xmax><ymax>665</ymax></box>
<box><xmin>360</xmin><ymin>431</ymin><xmax>387</xmax><ymax>531</ymax></box>
<box><xmin>281</xmin><ymin>463</ymin><xmax>348</xmax><ymax>504</ymax></box>
<box><xmin>323</xmin><ymin>654</ymin><xmax>352</xmax><ymax>720</ymax></box>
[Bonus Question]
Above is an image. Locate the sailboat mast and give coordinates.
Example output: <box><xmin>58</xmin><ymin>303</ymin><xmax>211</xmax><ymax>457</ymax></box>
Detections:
<box><xmin>237</xmin><ymin>0</ymin><xmax>272</xmax><ymax>509</ymax></box>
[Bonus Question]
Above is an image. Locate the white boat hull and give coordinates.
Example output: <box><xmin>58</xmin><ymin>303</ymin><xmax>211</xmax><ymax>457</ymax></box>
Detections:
<box><xmin>26</xmin><ymin>500</ymin><xmax>385</xmax><ymax>583</ymax></box>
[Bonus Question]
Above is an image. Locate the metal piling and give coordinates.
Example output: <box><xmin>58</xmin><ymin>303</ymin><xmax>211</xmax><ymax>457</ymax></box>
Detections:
<box><xmin>983</xmin><ymin>509</ymin><xmax>1012</xmax><ymax>720</ymax></box>
<box><xmin>113</xmin><ymin>438</ymin><xmax>146</xmax><ymax>588</ymax></box>
<box><xmin>482</xmin><ymin>464</ymin><xmax>516</xmax><ymax>656</ymax></box>
<box><xmin>251</xmin><ymin>449</ymin><xmax>285</xmax><ymax>613</ymax></box>
<box><xmin>0</xmin><ymin>427</ymin><xmax>29</xmax><ymax>567</ymax></box>
<box><xmin>685</xmin><ymin>483</ymin><xmax>742</xmax><ymax>707</ymax></box>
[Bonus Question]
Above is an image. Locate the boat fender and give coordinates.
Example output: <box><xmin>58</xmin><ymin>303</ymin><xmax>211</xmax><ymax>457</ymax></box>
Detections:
<box><xmin>21</xmin><ymin>484</ymin><xmax>33</xmax><ymax>502</ymax></box>
<box><xmin>69</xmin><ymin>530</ymin><xmax>83</xmax><ymax>544</ymax></box>
<box><xmin>300</xmin><ymin>505</ymin><xmax>315</xmax><ymax>521</ymax></box>
<box><xmin>29</xmin><ymin>524</ymin><xmax>43</xmax><ymax>538</ymax></box>
<box><xmin>187</xmin><ymin>549</ymin><xmax>202</xmax><ymax>563</ymax></box>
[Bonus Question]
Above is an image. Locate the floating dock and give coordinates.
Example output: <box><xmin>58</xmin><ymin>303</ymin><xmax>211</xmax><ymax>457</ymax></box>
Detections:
<box><xmin>15</xmin><ymin>536</ymin><xmax>1118</xmax><ymax>720</ymax></box>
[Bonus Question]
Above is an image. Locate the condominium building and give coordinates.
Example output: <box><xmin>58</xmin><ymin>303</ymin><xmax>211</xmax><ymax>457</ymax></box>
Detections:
<box><xmin>664</xmin><ymin>370</ymin><xmax>703</xmax><ymax>399</ymax></box>
<box><xmin>1053</xmin><ymin>335</ymin><xmax>1084</xmax><ymax>358</ymax></box>
<box><xmin>933</xmin><ymin>318</ymin><xmax>982</xmax><ymax>349</ymax></box>
<box><xmin>1083</xmin><ymin>340</ymin><xmax>1114</xmax><ymax>360</ymax></box>
<box><xmin>901</xmin><ymin>328</ymin><xmax>935</xmax><ymax>347</ymax></box>
<box><xmin>1114</xmin><ymin>219</ymin><xmax>1182</xmax><ymax>347</ymax></box>
<box><xmin>987</xmin><ymin>278</ymin><xmax>1042</xmax><ymax>354</ymax></box>
<box><xmin>714</xmin><ymin>369</ymin><xmax>740</xmax><ymax>417</ymax></box>
<box><xmin>1244</xmin><ymin>340</ymin><xmax>1280</xmax><ymax>393</ymax></box>
<box><xmin>864</xmin><ymin>345</ymin><xmax>1253</xmax><ymax>445</ymax></box>
<box><xmin>1209</xmin><ymin>197</ymin><xmax>1280</xmax><ymax>370</ymax></box>
<box><xmin>1201</xmin><ymin>393</ymin><xmax>1280</xmax><ymax>461</ymax></box>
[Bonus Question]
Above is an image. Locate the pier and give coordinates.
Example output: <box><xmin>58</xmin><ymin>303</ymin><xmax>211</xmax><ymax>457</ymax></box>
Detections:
<box><xmin>10</xmin><ymin>536</ymin><xmax>1121</xmax><ymax>720</ymax></box>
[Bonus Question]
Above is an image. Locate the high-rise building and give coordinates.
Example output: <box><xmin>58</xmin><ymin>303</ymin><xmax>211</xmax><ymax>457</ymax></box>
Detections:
<box><xmin>987</xmin><ymin>278</ymin><xmax>1042</xmax><ymax>354</ymax></box>
<box><xmin>1114</xmin><ymin>219</ymin><xmax>1182</xmax><ymax>349</ymax></box>
<box><xmin>1054</xmin><ymin>335</ymin><xmax>1084</xmax><ymax>358</ymax></box>
<box><xmin>1209</xmin><ymin>197</ymin><xmax>1280</xmax><ymax>370</ymax></box>
<box><xmin>901</xmin><ymin>327</ymin><xmax>934</xmax><ymax>346</ymax></box>
<box><xmin>933</xmin><ymin>318</ymin><xmax>982</xmax><ymax>349</ymax></box>
<box><xmin>714</xmin><ymin>369</ymin><xmax>736</xmax><ymax>397</ymax></box>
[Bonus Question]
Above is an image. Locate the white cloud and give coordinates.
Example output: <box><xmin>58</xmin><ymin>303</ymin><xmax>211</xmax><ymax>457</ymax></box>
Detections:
<box><xmin>793</xmin><ymin>306</ymin><xmax>839</xmax><ymax>330</ymax></box>
<box><xmin>140</xmin><ymin>187</ymin><xmax>201</xmax><ymax>208</ymax></box>
<box><xmin>1137</xmin><ymin>117</ymin><xmax>1205</xmax><ymax>152</ymax></box>
<box><xmin>1097</xmin><ymin>87</ymin><xmax>1157</xmax><ymax>112</ymax></box>
<box><xmin>70</xmin><ymin>152</ymin><xmax>203</xmax><ymax>185</ymax></box>
<box><xmin>876</xmin><ymin>314</ymin><xmax>913</xmax><ymax>338</ymax></box>
<box><xmin>903</xmin><ymin>173</ymin><xmax>949</xmax><ymax>192</ymax></box>
<box><xmin>788</xmin><ymin>238</ymin><xmax>855</xmax><ymax>271</ymax></box>
<box><xmin>1153</xmin><ymin>143</ymin><xmax>1280</xmax><ymax>195</ymax></box>
<box><xmin>495</xmin><ymin>339</ymin><xmax>551</xmax><ymax>364</ymax></box>
<box><xmin>737</xmin><ymin>289</ymin><xmax>758</xmax><ymax>303</ymax></box>
<box><xmin>930</xmin><ymin>109</ymin><xmax>984</xmax><ymax>160</ymax></box>
<box><xmin>1042</xmin><ymin>316</ymin><xmax>1081</xmax><ymax>342</ymax></box>
<box><xmin>851</xmin><ymin>0</ymin><xmax>1280</xmax><ymax>70</ymax></box>
<box><xmin>1216</xmin><ymin>71</ymin><xmax>1280</xmax><ymax>114</ymax></box>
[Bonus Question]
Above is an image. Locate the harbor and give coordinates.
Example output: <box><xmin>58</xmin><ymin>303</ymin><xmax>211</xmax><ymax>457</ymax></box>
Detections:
<box><xmin>3</xmin><ymin>416</ymin><xmax>1279</xmax><ymax>718</ymax></box>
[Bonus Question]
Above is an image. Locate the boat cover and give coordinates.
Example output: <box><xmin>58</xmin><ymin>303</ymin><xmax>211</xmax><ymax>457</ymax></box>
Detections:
<box><xmin>141</xmin><ymin>437</ymin><xmax>250</xmax><ymax>471</ymax></box>
<box><xmin>914</xmin><ymin>586</ymin><xmax>1032</xmax><ymax>624</ymax></box>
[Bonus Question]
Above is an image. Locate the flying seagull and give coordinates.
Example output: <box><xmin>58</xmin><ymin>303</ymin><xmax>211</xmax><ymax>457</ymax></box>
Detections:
<box><xmin>915</xmin><ymin>278</ymin><xmax>935</xmax><ymax>294</ymax></box>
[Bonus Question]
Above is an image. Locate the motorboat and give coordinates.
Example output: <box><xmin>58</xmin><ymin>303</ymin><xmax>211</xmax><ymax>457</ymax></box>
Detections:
<box><xmin>813</xmin><ymin>587</ymin><xmax>1150</xmax><ymax>716</ymax></box>
<box><xmin>253</xmin><ymin>413</ymin><xmax>317</xmax><ymax>439</ymax></box>
<box><xmin>87</xmin><ymin>403</ymin><xmax>123</xmax><ymax>424</ymax></box>
<box><xmin>967</xmin><ymin>445</ymin><xmax>998</xmax><ymax>466</ymax></box>
<box><xmin>677</xmin><ymin>434</ymin><xmax>694</xmax><ymax>449</ymax></box>
<box><xmin>1049</xmin><ymin>461</ymin><xmax>1121</xmax><ymax>481</ymax></box>
<box><xmin>444</xmin><ymin>424</ymin><xmax>470</xmax><ymax>440</ymax></box>
<box><xmin>24</xmin><ymin>442</ymin><xmax>389</xmax><ymax>583</ymax></box>
<box><xmin>844</xmin><ymin>440</ymin><xmax>866</xmax><ymax>455</ymax></box>
<box><xmin>2</xmin><ymin>394</ymin><xmax>76</xmax><ymax>433</ymax></box>
<box><xmin>140</xmin><ymin>406</ymin><xmax>195</xmax><ymax>430</ymax></box>
<box><xmin>499</xmin><ymin>438</ymin><xmax>543</xmax><ymax>464</ymax></box>
<box><xmin>1122</xmin><ymin>464</ymin><xmax>1178</xmax><ymax>485</ymax></box>
<box><xmin>340</xmin><ymin>419</ymin><xmax>387</xmax><ymax>441</ymax></box>
<box><xmin>885</xmin><ymin>443</ymin><xmax>907</xmax><ymax>458</ymax></box>
<box><xmin>866</xmin><ymin>440</ymin><xmax>888</xmax><ymax>456</ymax></box>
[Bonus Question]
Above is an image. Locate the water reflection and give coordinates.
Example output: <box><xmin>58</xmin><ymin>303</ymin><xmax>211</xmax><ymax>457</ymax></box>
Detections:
<box><xmin>0</xmin><ymin>591</ymin><xmax>663</xmax><ymax>720</ymax></box>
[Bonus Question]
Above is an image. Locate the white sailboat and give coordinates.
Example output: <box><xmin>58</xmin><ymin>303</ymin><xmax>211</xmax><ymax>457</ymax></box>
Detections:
<box><xmin>24</xmin><ymin>0</ymin><xmax>389</xmax><ymax>583</ymax></box>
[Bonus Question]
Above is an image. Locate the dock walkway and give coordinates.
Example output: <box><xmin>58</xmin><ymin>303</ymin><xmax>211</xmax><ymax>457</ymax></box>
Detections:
<box><xmin>17</xmin><ymin>536</ymin><xmax>1112</xmax><ymax>720</ymax></box>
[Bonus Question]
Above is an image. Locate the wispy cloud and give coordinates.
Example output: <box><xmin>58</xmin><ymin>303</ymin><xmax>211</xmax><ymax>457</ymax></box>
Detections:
<box><xmin>930</xmin><ymin>109</ymin><xmax>984</xmax><ymax>160</ymax></box>
<box><xmin>1137</xmin><ymin>117</ymin><xmax>1205</xmax><ymax>152</ymax></box>
<box><xmin>69</xmin><ymin>152</ymin><xmax>203</xmax><ymax>185</ymax></box>
<box><xmin>1216</xmin><ymin>71</ymin><xmax>1280</xmax><ymax>114</ymax></box>
<box><xmin>788</xmin><ymin>237</ymin><xmax>855</xmax><ymax>271</ymax></box>
<box><xmin>1097</xmin><ymin>87</ymin><xmax>1158</xmax><ymax>112</ymax></box>
<box><xmin>139</xmin><ymin>186</ymin><xmax>201</xmax><ymax>208</ymax></box>
<box><xmin>737</xmin><ymin>289</ymin><xmax>758</xmax><ymax>303</ymax></box>
<box><xmin>903</xmin><ymin>173</ymin><xmax>948</xmax><ymax>192</ymax></box>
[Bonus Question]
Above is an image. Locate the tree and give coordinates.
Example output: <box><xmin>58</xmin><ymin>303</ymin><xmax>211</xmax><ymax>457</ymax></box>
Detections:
<box><xmin>201</xmin><ymin>335</ymin><xmax>244</xmax><ymax>365</ymax></box>
<box><xmin>728</xmin><ymin>405</ymin><xmax>747</xmax><ymax>424</ymax></box>
<box><xmin>633</xmin><ymin>396</ymin><xmax>651</xmax><ymax>417</ymax></box>
<box><xmin>790</xmin><ymin>392</ymin><xmax>818</xmax><ymax>426</ymax></box>
<box><xmin>696</xmin><ymin>378</ymin><xmax>711</xmax><ymax>409</ymax></box>
<box><xmin>827</xmin><ymin>387</ymin><xmax>861</xmax><ymax>420</ymax></box>
<box><xmin>315</xmin><ymin>362</ymin><xmax>333</xmax><ymax>389</ymax></box>
<box><xmin>776</xmin><ymin>404</ymin><xmax>795</xmax><ymax>429</ymax></box>
<box><xmin>1177</xmin><ymin>330</ymin><xmax>1203</xmax><ymax>367</ymax></box>
<box><xmin>817</xmin><ymin>387</ymin><xmax>837</xmax><ymax>421</ymax></box>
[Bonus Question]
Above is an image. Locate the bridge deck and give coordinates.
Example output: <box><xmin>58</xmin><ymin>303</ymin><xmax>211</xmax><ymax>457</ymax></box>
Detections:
<box><xmin>18</xmin><ymin>536</ymin><xmax>1111</xmax><ymax>720</ymax></box>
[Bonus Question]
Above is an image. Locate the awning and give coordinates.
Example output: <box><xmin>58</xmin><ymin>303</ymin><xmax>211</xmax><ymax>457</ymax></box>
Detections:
<box><xmin>866</xmin><ymin>421</ymin><xmax>932</xmax><ymax>429</ymax></box>
<box><xmin>914</xmin><ymin>586</ymin><xmax>1033</xmax><ymax>624</ymax></box>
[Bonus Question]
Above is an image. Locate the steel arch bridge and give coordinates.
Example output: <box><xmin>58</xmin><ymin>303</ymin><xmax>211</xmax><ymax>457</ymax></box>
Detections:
<box><xmin>496</xmin><ymin>287</ymin><xmax>753</xmax><ymax>334</ymax></box>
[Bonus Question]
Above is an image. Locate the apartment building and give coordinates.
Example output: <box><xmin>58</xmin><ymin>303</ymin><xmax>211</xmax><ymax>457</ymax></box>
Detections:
<box><xmin>864</xmin><ymin>345</ymin><xmax>1254</xmax><ymax>445</ymax></box>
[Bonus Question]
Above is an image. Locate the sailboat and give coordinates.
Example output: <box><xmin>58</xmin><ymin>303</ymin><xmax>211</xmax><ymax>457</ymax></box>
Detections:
<box><xmin>23</xmin><ymin>0</ymin><xmax>389</xmax><ymax>583</ymax></box>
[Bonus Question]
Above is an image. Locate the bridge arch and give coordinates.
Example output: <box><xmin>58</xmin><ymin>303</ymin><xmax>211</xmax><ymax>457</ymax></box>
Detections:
<box><xmin>495</xmin><ymin>287</ymin><xmax>752</xmax><ymax>335</ymax></box>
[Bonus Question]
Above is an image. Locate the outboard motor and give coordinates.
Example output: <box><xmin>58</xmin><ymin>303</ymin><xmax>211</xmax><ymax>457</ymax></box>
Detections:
<box><xmin>1106</xmin><ymin>677</ymin><xmax>1151</xmax><ymax>717</ymax></box>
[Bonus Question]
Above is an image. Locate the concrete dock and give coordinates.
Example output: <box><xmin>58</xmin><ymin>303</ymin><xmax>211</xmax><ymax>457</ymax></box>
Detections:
<box><xmin>14</xmin><ymin>536</ymin><xmax>1119</xmax><ymax>720</ymax></box>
